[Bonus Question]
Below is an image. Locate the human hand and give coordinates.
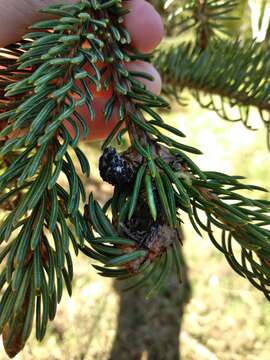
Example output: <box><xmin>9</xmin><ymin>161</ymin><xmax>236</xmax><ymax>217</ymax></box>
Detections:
<box><xmin>0</xmin><ymin>0</ymin><xmax>163</xmax><ymax>140</ymax></box>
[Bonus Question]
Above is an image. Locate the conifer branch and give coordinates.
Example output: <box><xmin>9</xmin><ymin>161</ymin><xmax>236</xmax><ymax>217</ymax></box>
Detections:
<box><xmin>153</xmin><ymin>39</ymin><xmax>270</xmax><ymax>147</ymax></box>
<box><xmin>0</xmin><ymin>0</ymin><xmax>269</xmax><ymax>357</ymax></box>
<box><xmin>165</xmin><ymin>0</ymin><xmax>239</xmax><ymax>44</ymax></box>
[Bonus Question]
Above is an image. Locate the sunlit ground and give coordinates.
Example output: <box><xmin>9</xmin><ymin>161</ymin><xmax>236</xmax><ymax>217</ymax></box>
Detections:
<box><xmin>1</xmin><ymin>99</ymin><xmax>270</xmax><ymax>360</ymax></box>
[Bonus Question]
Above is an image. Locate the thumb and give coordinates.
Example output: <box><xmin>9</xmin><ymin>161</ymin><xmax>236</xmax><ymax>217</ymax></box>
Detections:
<box><xmin>0</xmin><ymin>0</ymin><xmax>75</xmax><ymax>46</ymax></box>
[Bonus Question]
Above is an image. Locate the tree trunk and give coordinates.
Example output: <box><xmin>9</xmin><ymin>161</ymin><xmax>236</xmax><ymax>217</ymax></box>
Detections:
<box><xmin>109</xmin><ymin>250</ymin><xmax>191</xmax><ymax>360</ymax></box>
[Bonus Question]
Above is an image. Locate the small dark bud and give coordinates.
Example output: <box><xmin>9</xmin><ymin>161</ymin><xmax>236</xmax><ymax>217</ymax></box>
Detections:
<box><xmin>99</xmin><ymin>147</ymin><xmax>135</xmax><ymax>186</ymax></box>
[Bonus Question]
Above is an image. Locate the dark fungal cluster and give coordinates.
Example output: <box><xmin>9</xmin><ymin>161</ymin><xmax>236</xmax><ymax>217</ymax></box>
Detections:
<box><xmin>119</xmin><ymin>185</ymin><xmax>178</xmax><ymax>252</ymax></box>
<box><xmin>99</xmin><ymin>147</ymin><xmax>136</xmax><ymax>186</ymax></box>
<box><xmin>96</xmin><ymin>146</ymin><xmax>184</xmax><ymax>272</ymax></box>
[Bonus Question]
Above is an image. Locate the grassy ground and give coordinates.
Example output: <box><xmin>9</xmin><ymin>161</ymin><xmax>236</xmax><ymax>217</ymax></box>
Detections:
<box><xmin>1</xmin><ymin>100</ymin><xmax>270</xmax><ymax>359</ymax></box>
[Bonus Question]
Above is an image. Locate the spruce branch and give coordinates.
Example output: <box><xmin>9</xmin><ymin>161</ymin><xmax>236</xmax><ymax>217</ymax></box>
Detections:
<box><xmin>77</xmin><ymin>0</ymin><xmax>270</xmax><ymax>304</ymax></box>
<box><xmin>0</xmin><ymin>0</ymin><xmax>270</xmax><ymax>358</ymax></box>
<box><xmin>0</xmin><ymin>1</ymin><xmax>103</xmax><ymax>356</ymax></box>
<box><xmin>153</xmin><ymin>39</ymin><xmax>270</xmax><ymax>148</ymax></box>
<box><xmin>165</xmin><ymin>0</ymin><xmax>239</xmax><ymax>46</ymax></box>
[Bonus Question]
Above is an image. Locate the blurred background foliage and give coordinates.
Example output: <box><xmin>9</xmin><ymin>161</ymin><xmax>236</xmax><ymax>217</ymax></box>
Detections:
<box><xmin>2</xmin><ymin>0</ymin><xmax>270</xmax><ymax>359</ymax></box>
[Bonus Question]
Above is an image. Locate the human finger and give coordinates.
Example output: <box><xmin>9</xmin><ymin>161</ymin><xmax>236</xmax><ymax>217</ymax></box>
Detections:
<box><xmin>123</xmin><ymin>0</ymin><xmax>164</xmax><ymax>53</ymax></box>
<box><xmin>0</xmin><ymin>0</ymin><xmax>163</xmax><ymax>52</ymax></box>
<box><xmin>125</xmin><ymin>60</ymin><xmax>162</xmax><ymax>95</ymax></box>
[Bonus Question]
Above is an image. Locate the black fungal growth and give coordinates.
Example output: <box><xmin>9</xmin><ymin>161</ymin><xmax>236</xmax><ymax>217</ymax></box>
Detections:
<box><xmin>99</xmin><ymin>147</ymin><xmax>135</xmax><ymax>186</ymax></box>
<box><xmin>120</xmin><ymin>189</ymin><xmax>178</xmax><ymax>262</ymax></box>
